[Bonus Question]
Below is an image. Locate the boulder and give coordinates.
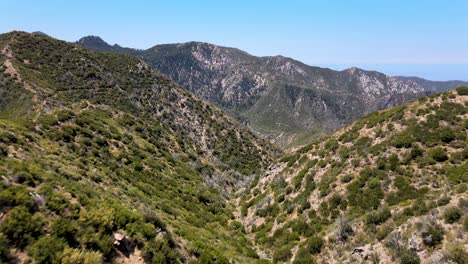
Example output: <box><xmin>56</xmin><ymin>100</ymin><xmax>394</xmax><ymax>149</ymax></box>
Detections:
<box><xmin>113</xmin><ymin>232</ymin><xmax>135</xmax><ymax>255</ymax></box>
<box><xmin>29</xmin><ymin>192</ymin><xmax>45</xmax><ymax>207</ymax></box>
<box><xmin>352</xmin><ymin>244</ymin><xmax>371</xmax><ymax>260</ymax></box>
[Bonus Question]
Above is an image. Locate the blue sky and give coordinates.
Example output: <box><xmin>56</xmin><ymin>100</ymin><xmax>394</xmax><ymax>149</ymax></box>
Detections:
<box><xmin>1</xmin><ymin>0</ymin><xmax>467</xmax><ymax>81</ymax></box>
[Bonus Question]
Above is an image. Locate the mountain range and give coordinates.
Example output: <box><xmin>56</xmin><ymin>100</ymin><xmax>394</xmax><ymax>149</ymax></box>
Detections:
<box><xmin>76</xmin><ymin>36</ymin><xmax>467</xmax><ymax>148</ymax></box>
<box><xmin>0</xmin><ymin>31</ymin><xmax>466</xmax><ymax>264</ymax></box>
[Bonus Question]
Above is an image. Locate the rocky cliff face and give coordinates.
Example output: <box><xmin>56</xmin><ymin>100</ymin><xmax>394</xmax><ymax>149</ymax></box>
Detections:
<box><xmin>77</xmin><ymin>37</ymin><xmax>462</xmax><ymax>148</ymax></box>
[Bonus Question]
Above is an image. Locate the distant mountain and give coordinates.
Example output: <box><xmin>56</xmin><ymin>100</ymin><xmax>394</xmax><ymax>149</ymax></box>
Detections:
<box><xmin>395</xmin><ymin>76</ymin><xmax>468</xmax><ymax>92</ymax></box>
<box><xmin>77</xmin><ymin>35</ymin><xmax>139</xmax><ymax>55</ymax></box>
<box><xmin>31</xmin><ymin>31</ymin><xmax>50</xmax><ymax>37</ymax></box>
<box><xmin>76</xmin><ymin>37</ymin><xmax>463</xmax><ymax>148</ymax></box>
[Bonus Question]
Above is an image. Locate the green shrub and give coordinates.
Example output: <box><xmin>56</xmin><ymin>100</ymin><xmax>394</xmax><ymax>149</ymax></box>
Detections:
<box><xmin>399</xmin><ymin>248</ymin><xmax>420</xmax><ymax>264</ymax></box>
<box><xmin>306</xmin><ymin>236</ymin><xmax>324</xmax><ymax>254</ymax></box>
<box><xmin>444</xmin><ymin>207</ymin><xmax>462</xmax><ymax>224</ymax></box>
<box><xmin>437</xmin><ymin>196</ymin><xmax>451</xmax><ymax>206</ymax></box>
<box><xmin>273</xmin><ymin>246</ymin><xmax>292</xmax><ymax>263</ymax></box>
<box><xmin>386</xmin><ymin>176</ymin><xmax>425</xmax><ymax>206</ymax></box>
<box><xmin>0</xmin><ymin>206</ymin><xmax>44</xmax><ymax>248</ymax></box>
<box><xmin>376</xmin><ymin>224</ymin><xmax>394</xmax><ymax>240</ymax></box>
<box><xmin>61</xmin><ymin>247</ymin><xmax>103</xmax><ymax>264</ymax></box>
<box><xmin>230</xmin><ymin>221</ymin><xmax>245</xmax><ymax>233</ymax></box>
<box><xmin>0</xmin><ymin>185</ymin><xmax>35</xmax><ymax>210</ymax></box>
<box><xmin>126</xmin><ymin>222</ymin><xmax>157</xmax><ymax>241</ymax></box>
<box><xmin>347</xmin><ymin>168</ymin><xmax>384</xmax><ymax>211</ymax></box>
<box><xmin>293</xmin><ymin>246</ymin><xmax>315</xmax><ymax>264</ymax></box>
<box><xmin>0</xmin><ymin>233</ymin><xmax>10</xmax><ymax>262</ymax></box>
<box><xmin>446</xmin><ymin>163</ymin><xmax>468</xmax><ymax>184</ymax></box>
<box><xmin>456</xmin><ymin>86</ymin><xmax>468</xmax><ymax>95</ymax></box>
<box><xmin>142</xmin><ymin>236</ymin><xmax>180</xmax><ymax>264</ymax></box>
<box><xmin>28</xmin><ymin>236</ymin><xmax>66</xmax><ymax>264</ymax></box>
<box><xmin>392</xmin><ymin>134</ymin><xmax>412</xmax><ymax>148</ymax></box>
<box><xmin>366</xmin><ymin>206</ymin><xmax>391</xmax><ymax>225</ymax></box>
<box><xmin>407</xmin><ymin>146</ymin><xmax>423</xmax><ymax>161</ymax></box>
<box><xmin>13</xmin><ymin>171</ymin><xmax>36</xmax><ymax>187</ymax></box>
<box><xmin>429</xmin><ymin>147</ymin><xmax>448</xmax><ymax>162</ymax></box>
<box><xmin>51</xmin><ymin>218</ymin><xmax>79</xmax><ymax>246</ymax></box>
<box><xmin>444</xmin><ymin>244</ymin><xmax>468</xmax><ymax>264</ymax></box>
<box><xmin>438</xmin><ymin>127</ymin><xmax>455</xmax><ymax>143</ymax></box>
<box><xmin>341</xmin><ymin>174</ymin><xmax>353</xmax><ymax>183</ymax></box>
<box><xmin>291</xmin><ymin>220</ymin><xmax>309</xmax><ymax>236</ymax></box>
<box><xmin>46</xmin><ymin>192</ymin><xmax>71</xmax><ymax>214</ymax></box>
<box><xmin>421</xmin><ymin>224</ymin><xmax>444</xmax><ymax>247</ymax></box>
<box><xmin>324</xmin><ymin>139</ymin><xmax>339</xmax><ymax>152</ymax></box>
<box><xmin>388</xmin><ymin>153</ymin><xmax>400</xmax><ymax>171</ymax></box>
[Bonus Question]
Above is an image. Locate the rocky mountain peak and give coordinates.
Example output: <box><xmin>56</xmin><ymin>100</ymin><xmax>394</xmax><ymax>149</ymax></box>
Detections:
<box><xmin>77</xmin><ymin>35</ymin><xmax>107</xmax><ymax>44</ymax></box>
<box><xmin>344</xmin><ymin>66</ymin><xmax>361</xmax><ymax>74</ymax></box>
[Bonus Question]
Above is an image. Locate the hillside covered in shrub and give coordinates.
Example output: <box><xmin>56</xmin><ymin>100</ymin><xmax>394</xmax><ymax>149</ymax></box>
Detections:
<box><xmin>0</xmin><ymin>31</ymin><xmax>466</xmax><ymax>264</ymax></box>
<box><xmin>0</xmin><ymin>31</ymin><xmax>280</xmax><ymax>263</ymax></box>
<box><xmin>238</xmin><ymin>87</ymin><xmax>467</xmax><ymax>263</ymax></box>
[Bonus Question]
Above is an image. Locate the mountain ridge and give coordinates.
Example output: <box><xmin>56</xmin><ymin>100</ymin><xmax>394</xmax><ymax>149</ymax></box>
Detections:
<box><xmin>76</xmin><ymin>35</ymin><xmax>468</xmax><ymax>85</ymax></box>
<box><xmin>75</xmin><ymin>35</ymin><xmax>467</xmax><ymax>148</ymax></box>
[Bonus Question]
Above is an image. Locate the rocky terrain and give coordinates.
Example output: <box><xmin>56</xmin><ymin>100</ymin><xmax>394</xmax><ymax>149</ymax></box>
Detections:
<box><xmin>77</xmin><ymin>36</ymin><xmax>467</xmax><ymax>148</ymax></box>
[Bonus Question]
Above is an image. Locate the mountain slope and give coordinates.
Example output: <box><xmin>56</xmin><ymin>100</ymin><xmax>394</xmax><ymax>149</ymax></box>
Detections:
<box><xmin>238</xmin><ymin>87</ymin><xmax>468</xmax><ymax>263</ymax></box>
<box><xmin>0</xmin><ymin>31</ymin><xmax>279</xmax><ymax>263</ymax></box>
<box><xmin>76</xmin><ymin>38</ymin><xmax>464</xmax><ymax>148</ymax></box>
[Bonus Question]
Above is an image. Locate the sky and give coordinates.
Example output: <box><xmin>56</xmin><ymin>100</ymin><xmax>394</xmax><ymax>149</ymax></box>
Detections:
<box><xmin>1</xmin><ymin>0</ymin><xmax>467</xmax><ymax>81</ymax></box>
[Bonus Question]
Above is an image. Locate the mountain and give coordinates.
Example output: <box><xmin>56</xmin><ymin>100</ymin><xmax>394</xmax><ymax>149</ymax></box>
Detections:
<box><xmin>76</xmin><ymin>38</ymin><xmax>463</xmax><ymax>149</ymax></box>
<box><xmin>0</xmin><ymin>31</ymin><xmax>279</xmax><ymax>263</ymax></box>
<box><xmin>237</xmin><ymin>86</ymin><xmax>468</xmax><ymax>263</ymax></box>
<box><xmin>76</xmin><ymin>35</ymin><xmax>139</xmax><ymax>55</ymax></box>
<box><xmin>395</xmin><ymin>76</ymin><xmax>468</xmax><ymax>92</ymax></box>
<box><xmin>1</xmin><ymin>31</ymin><xmax>466</xmax><ymax>264</ymax></box>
